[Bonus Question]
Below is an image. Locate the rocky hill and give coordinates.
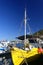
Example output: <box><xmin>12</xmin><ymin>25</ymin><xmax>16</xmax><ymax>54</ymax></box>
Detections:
<box><xmin>17</xmin><ymin>30</ymin><xmax>43</xmax><ymax>40</ymax></box>
<box><xmin>33</xmin><ymin>30</ymin><xmax>43</xmax><ymax>36</ymax></box>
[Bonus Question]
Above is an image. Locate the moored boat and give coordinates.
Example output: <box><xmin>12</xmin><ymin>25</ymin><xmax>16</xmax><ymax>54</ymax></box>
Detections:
<box><xmin>10</xmin><ymin>9</ymin><xmax>43</xmax><ymax>65</ymax></box>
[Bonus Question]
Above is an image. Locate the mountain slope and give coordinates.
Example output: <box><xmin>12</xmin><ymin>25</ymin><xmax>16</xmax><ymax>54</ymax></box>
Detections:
<box><xmin>33</xmin><ymin>30</ymin><xmax>43</xmax><ymax>36</ymax></box>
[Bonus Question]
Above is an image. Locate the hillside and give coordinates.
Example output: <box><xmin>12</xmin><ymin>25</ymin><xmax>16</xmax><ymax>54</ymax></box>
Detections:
<box><xmin>33</xmin><ymin>30</ymin><xmax>43</xmax><ymax>36</ymax></box>
<box><xmin>17</xmin><ymin>30</ymin><xmax>43</xmax><ymax>40</ymax></box>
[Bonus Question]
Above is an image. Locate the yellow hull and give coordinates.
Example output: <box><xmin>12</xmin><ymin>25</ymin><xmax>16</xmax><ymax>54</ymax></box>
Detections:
<box><xmin>11</xmin><ymin>47</ymin><xmax>39</xmax><ymax>65</ymax></box>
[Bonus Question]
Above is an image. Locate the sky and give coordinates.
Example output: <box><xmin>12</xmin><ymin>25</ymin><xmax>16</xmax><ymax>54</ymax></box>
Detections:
<box><xmin>0</xmin><ymin>0</ymin><xmax>43</xmax><ymax>40</ymax></box>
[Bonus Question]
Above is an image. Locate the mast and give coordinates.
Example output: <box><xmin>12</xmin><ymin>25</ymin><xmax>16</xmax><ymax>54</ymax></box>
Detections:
<box><xmin>24</xmin><ymin>8</ymin><xmax>27</xmax><ymax>43</ymax></box>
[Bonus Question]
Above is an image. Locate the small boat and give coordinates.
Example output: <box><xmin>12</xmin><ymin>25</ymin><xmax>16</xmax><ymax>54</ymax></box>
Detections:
<box><xmin>0</xmin><ymin>42</ymin><xmax>7</xmax><ymax>53</ymax></box>
<box><xmin>10</xmin><ymin>9</ymin><xmax>43</xmax><ymax>65</ymax></box>
<box><xmin>0</xmin><ymin>41</ymin><xmax>11</xmax><ymax>59</ymax></box>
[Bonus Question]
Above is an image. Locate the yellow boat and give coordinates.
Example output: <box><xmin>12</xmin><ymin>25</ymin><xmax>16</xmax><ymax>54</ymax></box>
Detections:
<box><xmin>10</xmin><ymin>9</ymin><xmax>43</xmax><ymax>65</ymax></box>
<box><xmin>11</xmin><ymin>46</ymin><xmax>42</xmax><ymax>65</ymax></box>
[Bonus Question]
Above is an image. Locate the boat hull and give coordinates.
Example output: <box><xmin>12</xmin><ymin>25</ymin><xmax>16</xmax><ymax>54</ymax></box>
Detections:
<box><xmin>11</xmin><ymin>47</ymin><xmax>40</xmax><ymax>65</ymax></box>
<box><xmin>22</xmin><ymin>54</ymin><xmax>43</xmax><ymax>65</ymax></box>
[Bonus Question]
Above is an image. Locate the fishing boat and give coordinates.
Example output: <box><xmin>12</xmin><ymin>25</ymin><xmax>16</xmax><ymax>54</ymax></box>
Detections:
<box><xmin>10</xmin><ymin>9</ymin><xmax>43</xmax><ymax>65</ymax></box>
